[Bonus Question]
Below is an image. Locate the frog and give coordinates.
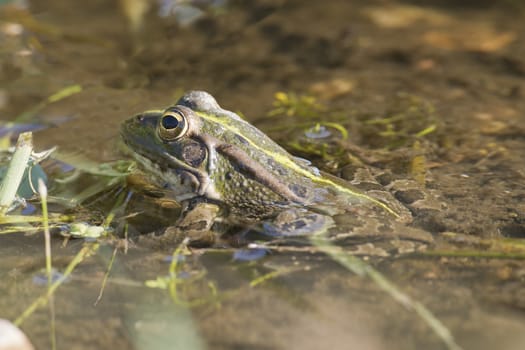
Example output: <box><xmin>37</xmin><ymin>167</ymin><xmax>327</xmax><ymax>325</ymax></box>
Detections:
<box><xmin>121</xmin><ymin>91</ymin><xmax>434</xmax><ymax>253</ymax></box>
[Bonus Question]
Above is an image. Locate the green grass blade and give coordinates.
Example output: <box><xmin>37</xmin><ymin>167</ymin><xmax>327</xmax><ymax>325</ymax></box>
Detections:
<box><xmin>13</xmin><ymin>242</ymin><xmax>100</xmax><ymax>327</ymax></box>
<box><xmin>0</xmin><ymin>132</ymin><xmax>32</xmax><ymax>215</ymax></box>
<box><xmin>311</xmin><ymin>235</ymin><xmax>463</xmax><ymax>350</ymax></box>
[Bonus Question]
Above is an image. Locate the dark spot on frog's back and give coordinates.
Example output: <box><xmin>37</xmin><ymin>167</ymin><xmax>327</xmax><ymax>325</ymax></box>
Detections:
<box><xmin>235</xmin><ymin>134</ymin><xmax>249</xmax><ymax>145</ymax></box>
<box><xmin>289</xmin><ymin>184</ymin><xmax>307</xmax><ymax>199</ymax></box>
<box><xmin>182</xmin><ymin>141</ymin><xmax>207</xmax><ymax>167</ymax></box>
<box><xmin>267</xmin><ymin>158</ymin><xmax>287</xmax><ymax>175</ymax></box>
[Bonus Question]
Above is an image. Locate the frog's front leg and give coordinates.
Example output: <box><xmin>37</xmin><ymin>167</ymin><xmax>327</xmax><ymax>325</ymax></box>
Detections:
<box><xmin>163</xmin><ymin>200</ymin><xmax>221</xmax><ymax>247</ymax></box>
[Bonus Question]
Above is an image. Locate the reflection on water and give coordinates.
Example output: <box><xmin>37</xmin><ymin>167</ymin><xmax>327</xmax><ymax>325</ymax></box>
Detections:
<box><xmin>1</xmin><ymin>0</ymin><xmax>525</xmax><ymax>349</ymax></box>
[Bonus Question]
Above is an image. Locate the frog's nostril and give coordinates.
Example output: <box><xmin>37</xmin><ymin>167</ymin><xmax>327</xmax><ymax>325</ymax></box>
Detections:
<box><xmin>135</xmin><ymin>114</ymin><xmax>144</xmax><ymax>122</ymax></box>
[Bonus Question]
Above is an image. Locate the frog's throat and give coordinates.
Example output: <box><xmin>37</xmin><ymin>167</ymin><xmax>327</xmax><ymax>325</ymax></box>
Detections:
<box><xmin>163</xmin><ymin>152</ymin><xmax>219</xmax><ymax>200</ymax></box>
<box><xmin>129</xmin><ymin>149</ymin><xmax>212</xmax><ymax>201</ymax></box>
<box><xmin>195</xmin><ymin>110</ymin><xmax>400</xmax><ymax>218</ymax></box>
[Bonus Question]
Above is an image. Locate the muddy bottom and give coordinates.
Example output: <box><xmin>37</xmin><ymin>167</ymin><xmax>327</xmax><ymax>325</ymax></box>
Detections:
<box><xmin>1</xmin><ymin>1</ymin><xmax>525</xmax><ymax>349</ymax></box>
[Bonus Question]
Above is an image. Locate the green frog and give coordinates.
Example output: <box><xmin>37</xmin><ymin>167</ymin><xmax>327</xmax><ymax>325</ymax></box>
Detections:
<box><xmin>121</xmin><ymin>91</ymin><xmax>433</xmax><ymax>251</ymax></box>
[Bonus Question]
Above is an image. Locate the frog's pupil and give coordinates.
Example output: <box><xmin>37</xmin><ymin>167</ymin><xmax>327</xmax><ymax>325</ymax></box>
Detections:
<box><xmin>162</xmin><ymin>115</ymin><xmax>179</xmax><ymax>129</ymax></box>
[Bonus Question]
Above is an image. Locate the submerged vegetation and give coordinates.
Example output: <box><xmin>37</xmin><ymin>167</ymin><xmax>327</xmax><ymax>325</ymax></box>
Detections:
<box><xmin>265</xmin><ymin>91</ymin><xmax>439</xmax><ymax>186</ymax></box>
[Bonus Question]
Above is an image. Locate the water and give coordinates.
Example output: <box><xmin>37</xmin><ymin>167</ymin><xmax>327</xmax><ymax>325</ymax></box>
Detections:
<box><xmin>1</xmin><ymin>1</ymin><xmax>525</xmax><ymax>349</ymax></box>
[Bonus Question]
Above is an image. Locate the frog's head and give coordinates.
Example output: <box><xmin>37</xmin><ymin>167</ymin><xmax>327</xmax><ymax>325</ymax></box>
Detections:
<box><xmin>121</xmin><ymin>93</ymin><xmax>217</xmax><ymax>202</ymax></box>
<box><xmin>122</xmin><ymin>91</ymin><xmax>322</xmax><ymax>218</ymax></box>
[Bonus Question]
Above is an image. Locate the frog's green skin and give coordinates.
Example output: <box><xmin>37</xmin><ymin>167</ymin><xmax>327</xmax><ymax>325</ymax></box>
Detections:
<box><xmin>121</xmin><ymin>91</ymin><xmax>414</xmax><ymax>247</ymax></box>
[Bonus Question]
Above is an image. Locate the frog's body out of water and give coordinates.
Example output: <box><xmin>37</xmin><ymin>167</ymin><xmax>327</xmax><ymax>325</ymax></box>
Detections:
<box><xmin>121</xmin><ymin>91</ymin><xmax>421</xmax><ymax>247</ymax></box>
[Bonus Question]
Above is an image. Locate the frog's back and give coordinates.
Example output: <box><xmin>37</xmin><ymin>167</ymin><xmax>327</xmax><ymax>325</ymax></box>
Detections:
<box><xmin>177</xmin><ymin>91</ymin><xmax>299</xmax><ymax>160</ymax></box>
<box><xmin>178</xmin><ymin>91</ymin><xmax>325</xmax><ymax>195</ymax></box>
<box><xmin>177</xmin><ymin>91</ymin><xmax>410</xmax><ymax>221</ymax></box>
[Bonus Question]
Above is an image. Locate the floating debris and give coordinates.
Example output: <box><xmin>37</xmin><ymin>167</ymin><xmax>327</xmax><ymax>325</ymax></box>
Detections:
<box><xmin>158</xmin><ymin>1</ymin><xmax>205</xmax><ymax>26</ymax></box>
<box><xmin>32</xmin><ymin>269</ymin><xmax>67</xmax><ymax>286</ymax></box>
<box><xmin>304</xmin><ymin>124</ymin><xmax>332</xmax><ymax>139</ymax></box>
<box><xmin>120</xmin><ymin>0</ymin><xmax>228</xmax><ymax>31</ymax></box>
<box><xmin>233</xmin><ymin>247</ymin><xmax>268</xmax><ymax>261</ymax></box>
<box><xmin>66</xmin><ymin>222</ymin><xmax>106</xmax><ymax>239</ymax></box>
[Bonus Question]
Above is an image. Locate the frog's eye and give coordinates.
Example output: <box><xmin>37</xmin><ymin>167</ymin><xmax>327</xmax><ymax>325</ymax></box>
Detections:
<box><xmin>158</xmin><ymin>110</ymin><xmax>188</xmax><ymax>141</ymax></box>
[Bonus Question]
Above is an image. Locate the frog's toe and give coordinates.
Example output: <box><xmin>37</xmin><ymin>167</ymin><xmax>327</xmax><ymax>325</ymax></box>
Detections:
<box><xmin>162</xmin><ymin>226</ymin><xmax>216</xmax><ymax>247</ymax></box>
<box><xmin>262</xmin><ymin>210</ymin><xmax>334</xmax><ymax>237</ymax></box>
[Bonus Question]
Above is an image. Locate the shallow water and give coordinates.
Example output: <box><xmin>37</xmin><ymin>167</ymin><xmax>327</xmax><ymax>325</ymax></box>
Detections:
<box><xmin>1</xmin><ymin>1</ymin><xmax>525</xmax><ymax>349</ymax></box>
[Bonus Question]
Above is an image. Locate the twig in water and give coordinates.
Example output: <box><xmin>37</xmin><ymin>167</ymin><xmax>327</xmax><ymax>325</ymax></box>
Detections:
<box><xmin>94</xmin><ymin>247</ymin><xmax>118</xmax><ymax>306</ymax></box>
<box><xmin>38</xmin><ymin>179</ymin><xmax>56</xmax><ymax>350</ymax></box>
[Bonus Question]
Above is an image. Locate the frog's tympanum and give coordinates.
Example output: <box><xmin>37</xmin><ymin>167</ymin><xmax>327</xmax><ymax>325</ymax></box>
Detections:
<box><xmin>121</xmin><ymin>91</ymin><xmax>432</xmax><ymax>250</ymax></box>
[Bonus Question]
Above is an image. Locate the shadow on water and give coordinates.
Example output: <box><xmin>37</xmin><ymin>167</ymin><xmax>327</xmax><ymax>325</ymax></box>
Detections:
<box><xmin>1</xmin><ymin>0</ymin><xmax>525</xmax><ymax>349</ymax></box>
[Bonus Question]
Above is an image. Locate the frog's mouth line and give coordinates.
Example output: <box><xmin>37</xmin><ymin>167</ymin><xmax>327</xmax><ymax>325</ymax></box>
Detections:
<box><xmin>129</xmin><ymin>149</ymin><xmax>205</xmax><ymax>202</ymax></box>
<box><xmin>121</xmin><ymin>129</ymin><xmax>201</xmax><ymax>200</ymax></box>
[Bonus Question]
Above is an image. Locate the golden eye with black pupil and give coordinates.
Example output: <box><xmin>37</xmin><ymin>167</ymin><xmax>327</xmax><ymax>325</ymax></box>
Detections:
<box><xmin>158</xmin><ymin>110</ymin><xmax>188</xmax><ymax>141</ymax></box>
